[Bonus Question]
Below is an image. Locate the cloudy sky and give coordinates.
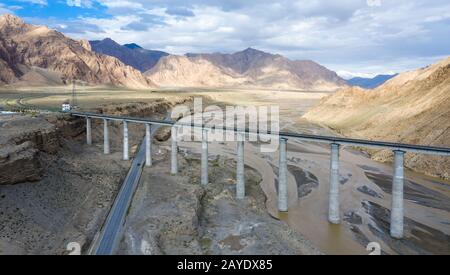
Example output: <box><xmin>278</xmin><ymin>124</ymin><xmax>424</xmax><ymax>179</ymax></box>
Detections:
<box><xmin>2</xmin><ymin>0</ymin><xmax>449</xmax><ymax>78</ymax></box>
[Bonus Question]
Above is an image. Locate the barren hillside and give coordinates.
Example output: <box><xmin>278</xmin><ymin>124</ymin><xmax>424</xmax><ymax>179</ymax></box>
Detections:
<box><xmin>147</xmin><ymin>48</ymin><xmax>346</xmax><ymax>91</ymax></box>
<box><xmin>0</xmin><ymin>14</ymin><xmax>155</xmax><ymax>89</ymax></box>
<box><xmin>145</xmin><ymin>55</ymin><xmax>247</xmax><ymax>87</ymax></box>
<box><xmin>303</xmin><ymin>57</ymin><xmax>450</xmax><ymax>178</ymax></box>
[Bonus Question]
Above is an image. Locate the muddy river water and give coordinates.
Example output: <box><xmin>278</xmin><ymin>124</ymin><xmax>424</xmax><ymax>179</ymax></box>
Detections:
<box><xmin>174</xmin><ymin>89</ymin><xmax>450</xmax><ymax>255</ymax></box>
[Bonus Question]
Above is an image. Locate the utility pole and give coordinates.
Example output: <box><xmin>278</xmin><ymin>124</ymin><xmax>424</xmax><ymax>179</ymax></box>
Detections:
<box><xmin>72</xmin><ymin>80</ymin><xmax>78</xmax><ymax>109</ymax></box>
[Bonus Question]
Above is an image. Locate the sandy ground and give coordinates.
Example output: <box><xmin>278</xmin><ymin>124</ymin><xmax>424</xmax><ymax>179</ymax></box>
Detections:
<box><xmin>0</xmin><ymin>85</ymin><xmax>180</xmax><ymax>111</ymax></box>
<box><xmin>0</xmin><ymin>85</ymin><xmax>330</xmax><ymax>114</ymax></box>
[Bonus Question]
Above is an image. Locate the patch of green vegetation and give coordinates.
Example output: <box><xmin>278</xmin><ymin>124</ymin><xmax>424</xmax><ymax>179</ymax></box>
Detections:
<box><xmin>210</xmin><ymin>158</ymin><xmax>221</xmax><ymax>168</ymax></box>
<box><xmin>200</xmin><ymin>237</ymin><xmax>212</xmax><ymax>253</ymax></box>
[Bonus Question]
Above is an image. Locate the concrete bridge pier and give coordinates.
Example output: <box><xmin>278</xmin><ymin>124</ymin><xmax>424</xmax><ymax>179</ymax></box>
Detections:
<box><xmin>236</xmin><ymin>133</ymin><xmax>245</xmax><ymax>199</ymax></box>
<box><xmin>86</xmin><ymin>117</ymin><xmax>92</xmax><ymax>145</ymax></box>
<box><xmin>171</xmin><ymin>126</ymin><xmax>178</xmax><ymax>175</ymax></box>
<box><xmin>390</xmin><ymin>150</ymin><xmax>405</xmax><ymax>239</ymax></box>
<box><xmin>103</xmin><ymin>119</ymin><xmax>110</xmax><ymax>154</ymax></box>
<box><xmin>328</xmin><ymin>143</ymin><xmax>340</xmax><ymax>224</ymax></box>
<box><xmin>201</xmin><ymin>129</ymin><xmax>209</xmax><ymax>186</ymax></box>
<box><xmin>123</xmin><ymin>121</ymin><xmax>129</xmax><ymax>161</ymax></box>
<box><xmin>145</xmin><ymin>124</ymin><xmax>152</xmax><ymax>167</ymax></box>
<box><xmin>278</xmin><ymin>138</ymin><xmax>288</xmax><ymax>212</ymax></box>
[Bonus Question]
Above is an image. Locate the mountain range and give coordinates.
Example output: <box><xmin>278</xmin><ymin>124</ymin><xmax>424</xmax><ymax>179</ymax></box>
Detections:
<box><xmin>347</xmin><ymin>74</ymin><xmax>398</xmax><ymax>89</ymax></box>
<box><xmin>145</xmin><ymin>48</ymin><xmax>346</xmax><ymax>90</ymax></box>
<box><xmin>89</xmin><ymin>38</ymin><xmax>169</xmax><ymax>72</ymax></box>
<box><xmin>0</xmin><ymin>14</ymin><xmax>154</xmax><ymax>88</ymax></box>
<box><xmin>0</xmin><ymin>14</ymin><xmax>345</xmax><ymax>90</ymax></box>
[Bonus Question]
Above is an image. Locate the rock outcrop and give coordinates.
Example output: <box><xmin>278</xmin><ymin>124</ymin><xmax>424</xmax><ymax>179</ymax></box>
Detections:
<box><xmin>0</xmin><ymin>114</ymin><xmax>83</xmax><ymax>185</ymax></box>
<box><xmin>0</xmin><ymin>14</ymin><xmax>155</xmax><ymax>89</ymax></box>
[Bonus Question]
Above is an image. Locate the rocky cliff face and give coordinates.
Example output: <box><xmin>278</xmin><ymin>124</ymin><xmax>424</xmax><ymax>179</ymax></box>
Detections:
<box><xmin>147</xmin><ymin>48</ymin><xmax>346</xmax><ymax>91</ymax></box>
<box><xmin>0</xmin><ymin>114</ymin><xmax>84</xmax><ymax>185</ymax></box>
<box><xmin>0</xmin><ymin>14</ymin><xmax>155</xmax><ymax>89</ymax></box>
<box><xmin>303</xmin><ymin>57</ymin><xmax>450</xmax><ymax>178</ymax></box>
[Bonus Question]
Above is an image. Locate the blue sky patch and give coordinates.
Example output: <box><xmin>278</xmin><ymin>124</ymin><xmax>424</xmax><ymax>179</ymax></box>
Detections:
<box><xmin>4</xmin><ymin>0</ymin><xmax>109</xmax><ymax>20</ymax></box>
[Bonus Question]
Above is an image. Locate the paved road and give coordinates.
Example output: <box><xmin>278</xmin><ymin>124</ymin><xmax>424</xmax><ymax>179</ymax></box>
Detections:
<box><xmin>93</xmin><ymin>139</ymin><xmax>146</xmax><ymax>255</ymax></box>
<box><xmin>93</xmin><ymin>125</ymin><xmax>161</xmax><ymax>255</ymax></box>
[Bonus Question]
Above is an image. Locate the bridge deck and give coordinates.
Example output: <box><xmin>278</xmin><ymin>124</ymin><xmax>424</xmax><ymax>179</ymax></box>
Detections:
<box><xmin>71</xmin><ymin>111</ymin><xmax>450</xmax><ymax>156</ymax></box>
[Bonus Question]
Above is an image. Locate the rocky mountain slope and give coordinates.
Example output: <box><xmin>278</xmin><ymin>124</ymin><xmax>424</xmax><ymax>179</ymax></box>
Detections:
<box><xmin>0</xmin><ymin>14</ymin><xmax>154</xmax><ymax>89</ymax></box>
<box><xmin>90</xmin><ymin>38</ymin><xmax>168</xmax><ymax>72</ymax></box>
<box><xmin>303</xmin><ymin>57</ymin><xmax>450</xmax><ymax>178</ymax></box>
<box><xmin>145</xmin><ymin>55</ymin><xmax>247</xmax><ymax>88</ymax></box>
<box><xmin>347</xmin><ymin>74</ymin><xmax>397</xmax><ymax>89</ymax></box>
<box><xmin>146</xmin><ymin>48</ymin><xmax>346</xmax><ymax>91</ymax></box>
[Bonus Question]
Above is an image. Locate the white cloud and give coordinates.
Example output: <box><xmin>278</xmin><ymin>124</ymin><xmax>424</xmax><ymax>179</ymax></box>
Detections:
<box><xmin>0</xmin><ymin>4</ymin><xmax>12</xmax><ymax>14</ymax></box>
<box><xmin>337</xmin><ymin>70</ymin><xmax>395</xmax><ymax>80</ymax></box>
<box><xmin>66</xmin><ymin>0</ymin><xmax>93</xmax><ymax>8</ymax></box>
<box><xmin>330</xmin><ymin>55</ymin><xmax>448</xmax><ymax>78</ymax></box>
<box><xmin>366</xmin><ymin>0</ymin><xmax>382</xmax><ymax>7</ymax></box>
<box><xmin>40</xmin><ymin>0</ymin><xmax>450</xmax><ymax>75</ymax></box>
<box><xmin>17</xmin><ymin>0</ymin><xmax>47</xmax><ymax>5</ymax></box>
<box><xmin>0</xmin><ymin>3</ymin><xmax>23</xmax><ymax>14</ymax></box>
<box><xmin>97</xmin><ymin>0</ymin><xmax>143</xmax><ymax>10</ymax></box>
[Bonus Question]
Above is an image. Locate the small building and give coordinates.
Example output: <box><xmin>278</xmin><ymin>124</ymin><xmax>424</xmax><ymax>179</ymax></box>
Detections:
<box><xmin>62</xmin><ymin>102</ymin><xmax>71</xmax><ymax>112</ymax></box>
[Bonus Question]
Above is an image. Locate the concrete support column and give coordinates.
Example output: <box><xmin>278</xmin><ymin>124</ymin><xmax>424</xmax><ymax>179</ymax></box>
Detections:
<box><xmin>145</xmin><ymin>124</ymin><xmax>152</xmax><ymax>167</ymax></box>
<box><xmin>123</xmin><ymin>120</ymin><xmax>129</xmax><ymax>161</ymax></box>
<box><xmin>278</xmin><ymin>138</ymin><xmax>288</xmax><ymax>212</ymax></box>
<box><xmin>103</xmin><ymin>119</ymin><xmax>110</xmax><ymax>155</ymax></box>
<box><xmin>86</xmin><ymin>117</ymin><xmax>92</xmax><ymax>145</ymax></box>
<box><xmin>236</xmin><ymin>133</ymin><xmax>245</xmax><ymax>199</ymax></box>
<box><xmin>171</xmin><ymin>126</ymin><xmax>178</xmax><ymax>175</ymax></box>
<box><xmin>390</xmin><ymin>150</ymin><xmax>405</xmax><ymax>239</ymax></box>
<box><xmin>328</xmin><ymin>143</ymin><xmax>341</xmax><ymax>224</ymax></box>
<box><xmin>201</xmin><ymin>129</ymin><xmax>208</xmax><ymax>186</ymax></box>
